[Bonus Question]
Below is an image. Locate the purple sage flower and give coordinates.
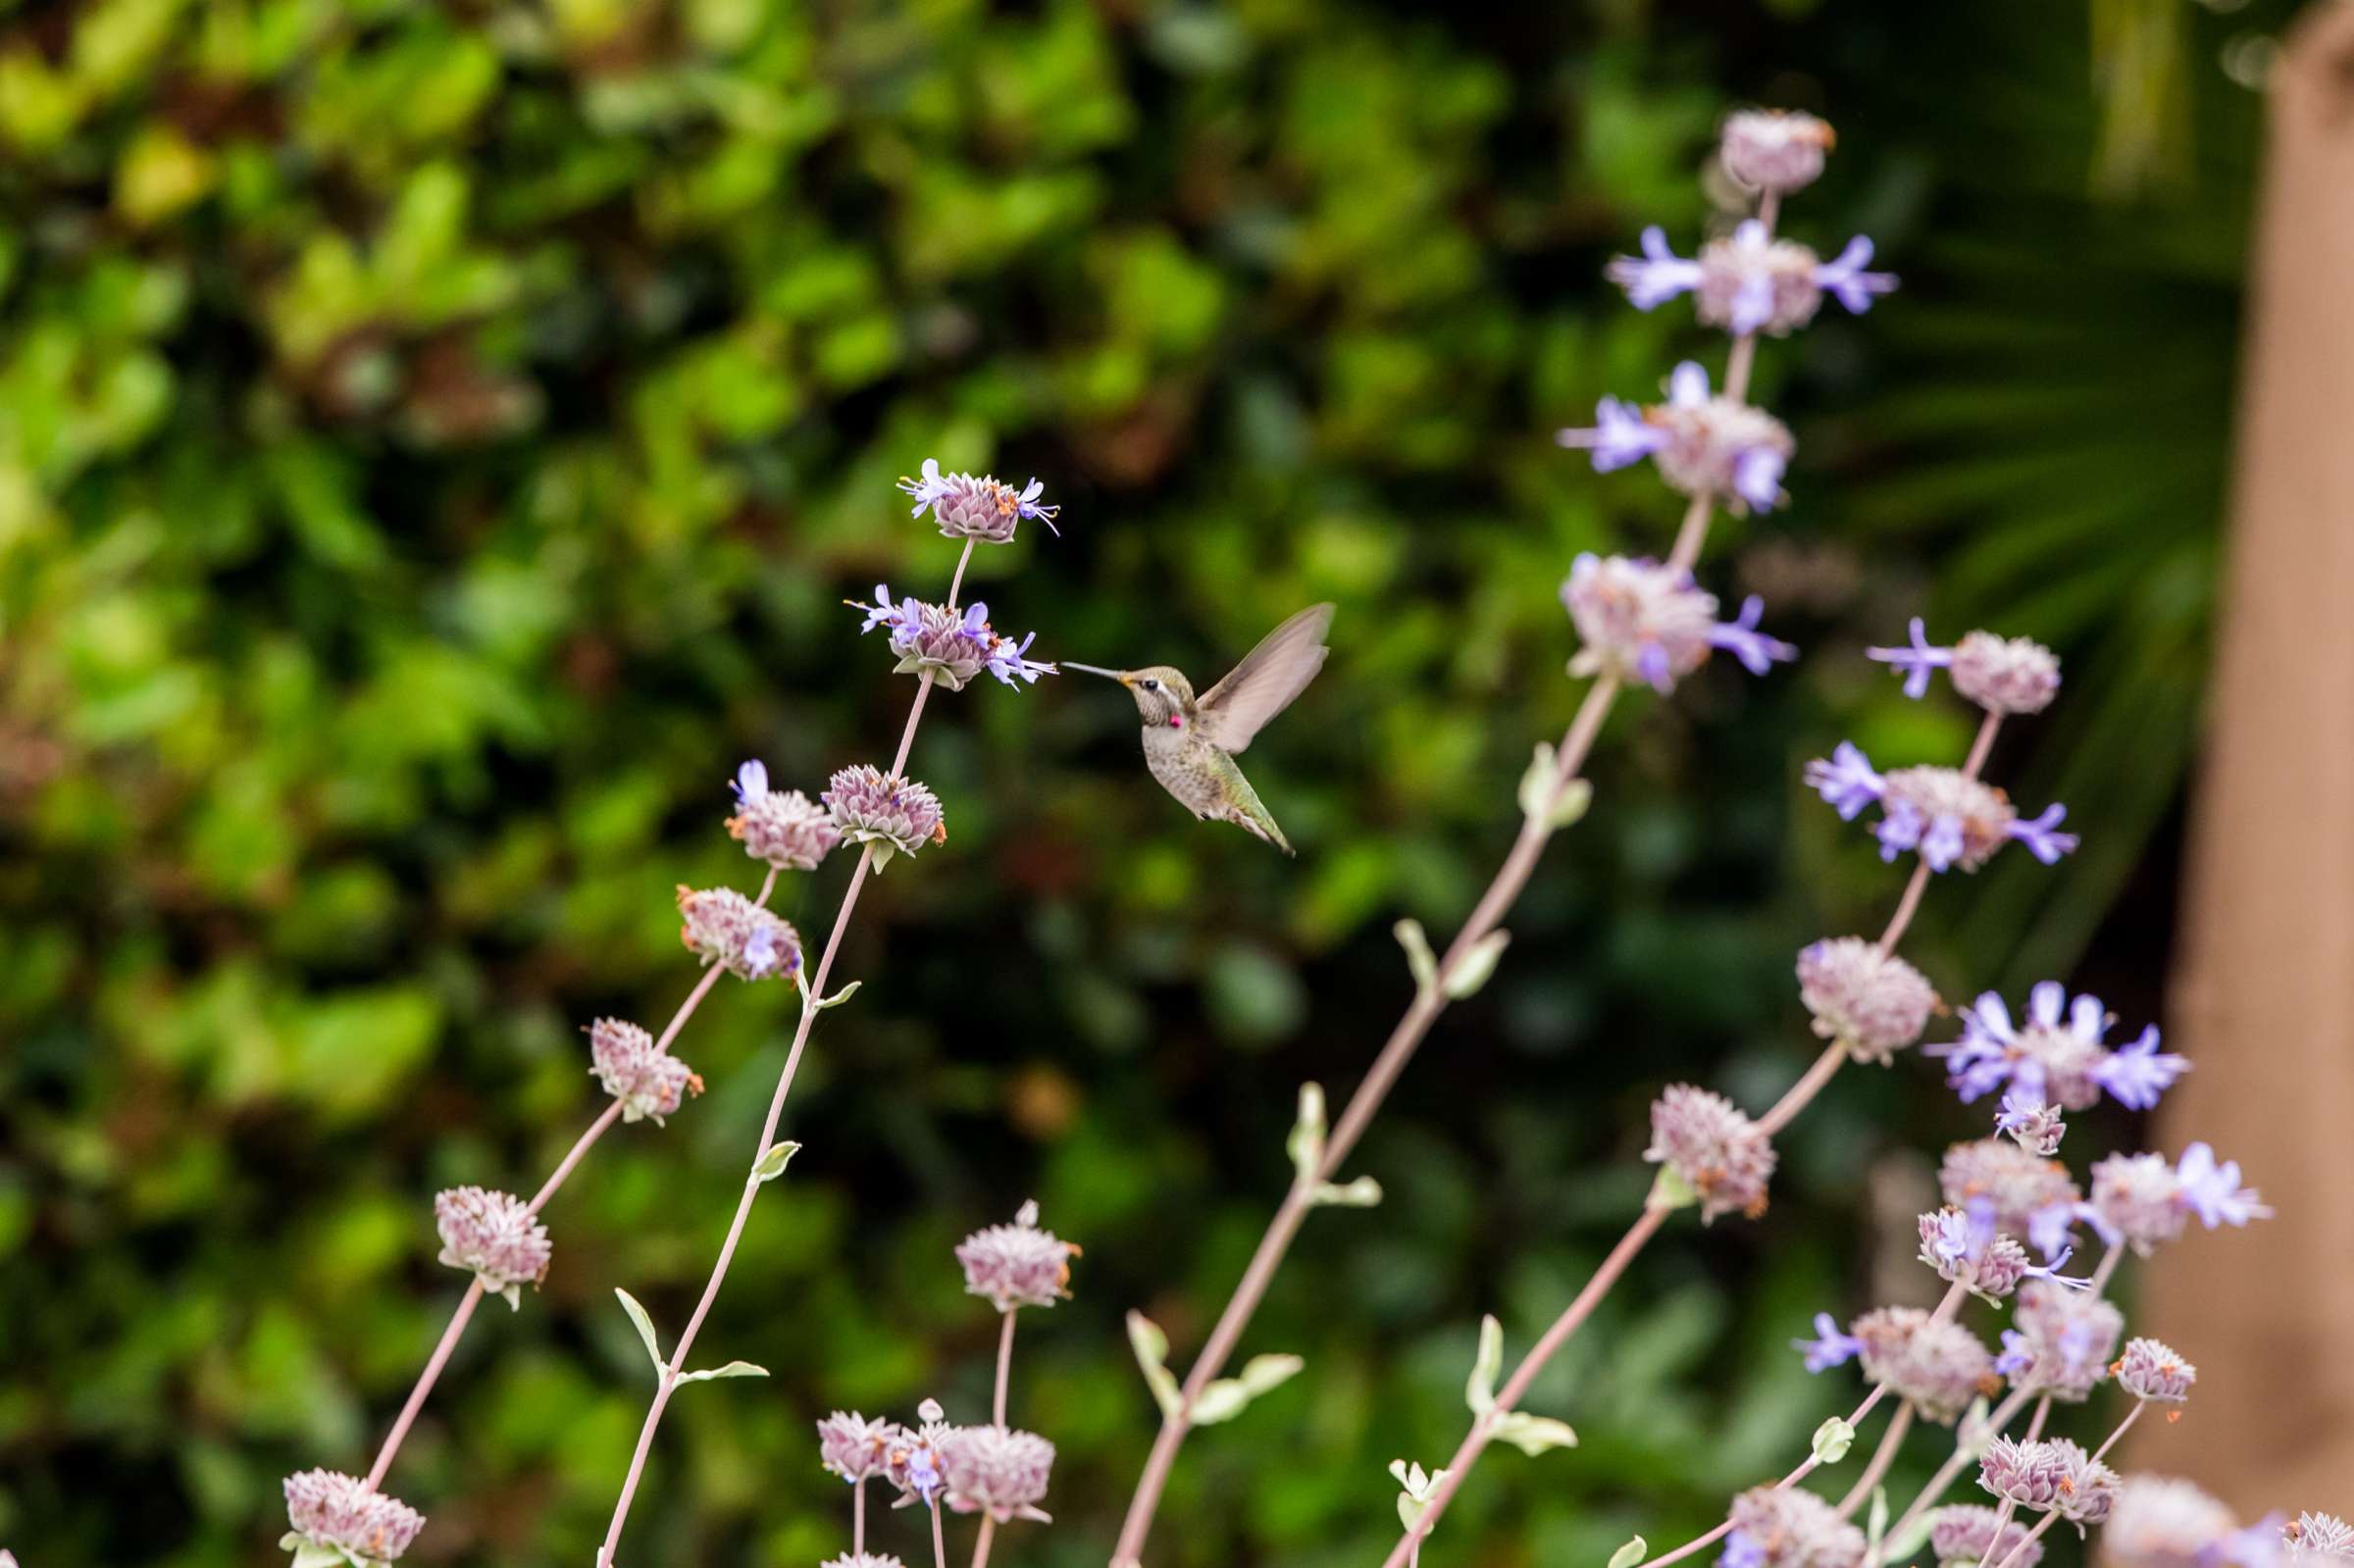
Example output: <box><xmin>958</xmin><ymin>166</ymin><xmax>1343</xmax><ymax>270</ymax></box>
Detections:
<box><xmin>727</xmin><ymin>762</ymin><xmax>843</xmax><ymax>872</ymax></box>
<box><xmin>823</xmin><ymin>765</ymin><xmax>946</xmax><ymax>871</ymax></box>
<box><xmin>2285</xmin><ymin>1514</ymin><xmax>2354</xmax><ymax>1565</ymax></box>
<box><xmin>434</xmin><ymin>1187</ymin><xmax>552</xmax><ymax>1309</ymax></box>
<box><xmin>939</xmin><ymin>1425</ymin><xmax>1056</xmax><ymax>1524</ymax></box>
<box><xmin>676</xmin><ymin>885</ymin><xmax>802</xmax><ymax>980</ymax></box>
<box><xmin>956</xmin><ymin>1200</ymin><xmax>1079</xmax><ymax>1312</ymax></box>
<box><xmin>1644</xmin><ymin>1085</ymin><xmax>1776</xmax><ymax>1223</ymax></box>
<box><xmin>1561</xmin><ymin>554</ymin><xmax>1795</xmax><ymax>693</ymax></box>
<box><xmin>898</xmin><ymin>459</ymin><xmax>1059</xmax><ymax>543</ymax></box>
<box><xmin>817</xmin><ymin>1410</ymin><xmax>905</xmax><ymax>1484</ymax></box>
<box><xmin>1608</xmin><ymin>221</ymin><xmax>1894</xmax><ymax>336</ymax></box>
<box><xmin>1930</xmin><ymin>1505</ymin><xmax>2046</xmax><ymax>1568</ymax></box>
<box><xmin>1721</xmin><ymin>1487</ymin><xmax>1868</xmax><ymax>1568</ymax></box>
<box><xmin>2175</xmin><ymin>1141</ymin><xmax>2272</xmax><ymax>1230</ymax></box>
<box><xmin>1792</xmin><ymin>1310</ymin><xmax>1864</xmax><ymax>1373</ymax></box>
<box><xmin>1558</xmin><ymin>362</ymin><xmax>1795</xmax><ymax>514</ymax></box>
<box><xmin>2114</xmin><ymin>1338</ymin><xmax>2197</xmax><ymax>1404</ymax></box>
<box><xmin>1805</xmin><ymin>742</ymin><xmax>2077</xmax><ymax>872</ymax></box>
<box><xmin>1796</xmin><ymin>936</ymin><xmax>1939</xmax><ymax>1063</ymax></box>
<box><xmin>1720</xmin><ymin>109</ymin><xmax>1836</xmax><ymax>195</ymax></box>
<box><xmin>1868</xmin><ymin>622</ymin><xmax>2062</xmax><ymax>716</ymax></box>
<box><xmin>588</xmin><ymin>1017</ymin><xmax>699</xmax><ymax>1126</ymax></box>
<box><xmin>853</xmin><ymin>586</ymin><xmax>1054</xmax><ymax>691</ymax></box>
<box><xmin>1852</xmin><ymin>1305</ymin><xmax>1999</xmax><ymax>1424</ymax></box>
<box><xmin>281</xmin><ymin>1470</ymin><xmax>427</xmax><ymax>1566</ymax></box>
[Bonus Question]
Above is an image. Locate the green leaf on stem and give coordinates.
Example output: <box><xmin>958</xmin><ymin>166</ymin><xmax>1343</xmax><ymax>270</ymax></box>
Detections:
<box><xmin>813</xmin><ymin>980</ymin><xmax>862</xmax><ymax>1010</ymax></box>
<box><xmin>1191</xmin><ymin>1351</ymin><xmax>1305</xmax><ymax>1425</ymax></box>
<box><xmin>1519</xmin><ymin>742</ymin><xmax>1593</xmax><ymax>830</ymax></box>
<box><xmin>1647</xmin><ymin>1164</ymin><xmax>1699</xmax><ymax>1211</ymax></box>
<box><xmin>1812</xmin><ymin>1416</ymin><xmax>1856</xmax><ymax>1465</ymax></box>
<box><xmin>750</xmin><ymin>1140</ymin><xmax>800</xmax><ymax>1183</ymax></box>
<box><xmin>1608</xmin><ymin>1538</ymin><xmax>1649</xmax><ymax>1568</ymax></box>
<box><xmin>675</xmin><ymin>1360</ymin><xmax>768</xmax><ymax>1384</ymax></box>
<box><xmin>1287</xmin><ymin>1082</ymin><xmax>1326</xmax><ymax>1184</ymax></box>
<box><xmin>615</xmin><ymin>1288</ymin><xmax>663</xmax><ymax>1371</ymax></box>
<box><xmin>1394</xmin><ymin>918</ymin><xmax>1438</xmax><ymax>994</ymax></box>
<box><xmin>1492</xmin><ymin>1409</ymin><xmax>1578</xmax><ymax>1455</ymax></box>
<box><xmin>1310</xmin><ymin>1175</ymin><xmax>1382</xmax><ymax>1207</ymax></box>
<box><xmin>1467</xmin><ymin>1314</ymin><xmax>1503</xmax><ymax>1413</ymax></box>
<box><xmin>1390</xmin><ymin>1459</ymin><xmax>1448</xmax><ymax>1532</ymax></box>
<box><xmin>1443</xmin><ymin>929</ymin><xmax>1510</xmax><ymax>998</ymax></box>
<box><xmin>1867</xmin><ymin>1487</ymin><xmax>1889</xmax><ymax>1562</ymax></box>
<box><xmin>1127</xmin><ymin>1309</ymin><xmax>1182</xmax><ymax>1418</ymax></box>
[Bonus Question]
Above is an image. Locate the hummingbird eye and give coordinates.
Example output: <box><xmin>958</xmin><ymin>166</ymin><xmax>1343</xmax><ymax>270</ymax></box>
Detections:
<box><xmin>1142</xmin><ymin>679</ymin><xmax>1158</xmax><ymax>690</ymax></box>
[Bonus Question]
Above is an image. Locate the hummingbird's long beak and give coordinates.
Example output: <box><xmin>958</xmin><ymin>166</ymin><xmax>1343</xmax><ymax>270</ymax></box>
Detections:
<box><xmin>1059</xmin><ymin>663</ymin><xmax>1131</xmax><ymax>685</ymax></box>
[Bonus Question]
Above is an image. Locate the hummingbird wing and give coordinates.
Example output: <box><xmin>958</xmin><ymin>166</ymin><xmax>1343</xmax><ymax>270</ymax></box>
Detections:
<box><xmin>1196</xmin><ymin>602</ymin><xmax>1335</xmax><ymax>754</ymax></box>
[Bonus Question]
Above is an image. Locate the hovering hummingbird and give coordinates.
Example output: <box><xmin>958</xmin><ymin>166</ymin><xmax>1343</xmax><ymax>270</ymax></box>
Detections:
<box><xmin>1064</xmin><ymin>603</ymin><xmax>1335</xmax><ymax>856</ymax></box>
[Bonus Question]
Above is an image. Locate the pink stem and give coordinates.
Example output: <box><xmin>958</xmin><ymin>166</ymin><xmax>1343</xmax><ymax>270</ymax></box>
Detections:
<box><xmin>364</xmin><ymin>857</ymin><xmax>783</xmax><ymax>1491</ymax></box>
<box><xmin>947</xmin><ymin>539</ymin><xmax>977</xmax><ymax>610</ymax></box>
<box><xmin>1989</xmin><ymin>1511</ymin><xmax>2061</xmax><ymax>1568</ymax></box>
<box><xmin>971</xmin><ymin>1517</ymin><xmax>997</xmax><ymax>1568</ymax></box>
<box><xmin>1836</xmin><ymin>1399</ymin><xmax>1915</xmax><ymax>1517</ymax></box>
<box><xmin>1379</xmin><ymin>1207</ymin><xmax>1670</xmax><ymax>1568</ymax></box>
<box><xmin>364</xmin><ymin>1280</ymin><xmax>484</xmax><ymax>1490</ymax></box>
<box><xmin>932</xmin><ymin>1501</ymin><xmax>949</xmax><ymax>1568</ymax></box>
<box><xmin>855</xmin><ymin>1480</ymin><xmax>867</xmax><ymax>1555</ymax></box>
<box><xmin>601</xmin><ymin>631</ymin><xmax>943</xmax><ymax>1562</ymax></box>
<box><xmin>994</xmin><ymin>1309</ymin><xmax>1017</xmax><ymax>1427</ymax></box>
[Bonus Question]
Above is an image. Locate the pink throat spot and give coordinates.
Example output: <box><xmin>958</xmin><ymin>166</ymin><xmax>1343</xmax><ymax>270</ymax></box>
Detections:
<box><xmin>1169</xmin><ymin>716</ymin><xmax>1182</xmax><ymax>728</ymax></box>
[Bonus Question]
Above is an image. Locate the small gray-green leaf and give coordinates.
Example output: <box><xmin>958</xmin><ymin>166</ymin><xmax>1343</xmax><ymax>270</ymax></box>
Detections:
<box><xmin>751</xmin><ymin>1140</ymin><xmax>800</xmax><ymax>1183</ymax></box>
<box><xmin>675</xmin><ymin>1359</ymin><xmax>768</xmax><ymax>1384</ymax></box>
<box><xmin>282</xmin><ymin>1538</ymin><xmax>347</xmax><ymax>1568</ymax></box>
<box><xmin>1867</xmin><ymin>1486</ymin><xmax>1889</xmax><ymax>1561</ymax></box>
<box><xmin>1235</xmin><ymin>1352</ymin><xmax>1304</xmax><ymax>1398</ymax></box>
<box><xmin>1190</xmin><ymin>1379</ymin><xmax>1248</xmax><ymax>1425</ymax></box>
<box><xmin>1648</xmin><ymin>1164</ymin><xmax>1699</xmax><ymax>1211</ymax></box>
<box><xmin>1395</xmin><ymin>918</ymin><xmax>1438</xmax><ymax>993</ymax></box>
<box><xmin>1492</xmin><ymin>1410</ymin><xmax>1578</xmax><ymax>1456</ymax></box>
<box><xmin>615</xmin><ymin>1288</ymin><xmax>663</xmax><ymax>1370</ymax></box>
<box><xmin>1609</xmin><ymin>1538</ymin><xmax>1649</xmax><ymax>1568</ymax></box>
<box><xmin>1128</xmin><ymin>1310</ymin><xmax>1182</xmax><ymax>1418</ymax></box>
<box><xmin>1880</xmin><ymin>1510</ymin><xmax>1937</xmax><ymax>1566</ymax></box>
<box><xmin>1812</xmin><ymin>1416</ymin><xmax>1856</xmax><ymax>1465</ymax></box>
<box><xmin>1443</xmin><ymin>930</ymin><xmax>1510</xmax><ymax>999</ymax></box>
<box><xmin>1466</xmin><ymin>1315</ymin><xmax>1503</xmax><ymax>1414</ymax></box>
<box><xmin>1310</xmin><ymin>1175</ymin><xmax>1382</xmax><ymax>1207</ymax></box>
<box><xmin>1287</xmin><ymin>1082</ymin><xmax>1327</xmax><ymax>1185</ymax></box>
<box><xmin>1519</xmin><ymin>743</ymin><xmax>1593</xmax><ymax>830</ymax></box>
<box><xmin>814</xmin><ymin>980</ymin><xmax>863</xmax><ymax>1010</ymax></box>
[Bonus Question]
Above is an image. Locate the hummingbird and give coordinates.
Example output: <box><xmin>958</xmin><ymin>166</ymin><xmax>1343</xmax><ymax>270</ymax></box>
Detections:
<box><xmin>1063</xmin><ymin>603</ymin><xmax>1335</xmax><ymax>856</ymax></box>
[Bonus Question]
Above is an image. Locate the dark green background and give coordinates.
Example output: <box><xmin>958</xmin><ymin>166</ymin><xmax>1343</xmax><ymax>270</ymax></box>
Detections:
<box><xmin>0</xmin><ymin>0</ymin><xmax>2291</xmax><ymax>1563</ymax></box>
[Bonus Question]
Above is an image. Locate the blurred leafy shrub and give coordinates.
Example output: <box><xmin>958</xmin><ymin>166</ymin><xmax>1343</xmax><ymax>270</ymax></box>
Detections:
<box><xmin>0</xmin><ymin>0</ymin><xmax>2292</xmax><ymax>1564</ymax></box>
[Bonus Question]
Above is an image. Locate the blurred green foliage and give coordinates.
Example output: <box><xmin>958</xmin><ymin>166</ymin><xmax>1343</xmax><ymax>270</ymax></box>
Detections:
<box><xmin>0</xmin><ymin>0</ymin><xmax>2300</xmax><ymax>1564</ymax></box>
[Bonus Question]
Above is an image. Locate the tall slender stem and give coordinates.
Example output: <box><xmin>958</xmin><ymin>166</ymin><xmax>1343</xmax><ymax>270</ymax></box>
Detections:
<box><xmin>360</xmin><ymin>856</ymin><xmax>789</xmax><ymax>1492</ymax></box>
<box><xmin>1379</xmin><ymin>1206</ymin><xmax>1670</xmax><ymax>1568</ymax></box>
<box><xmin>1837</xmin><ymin>1400</ymin><xmax>1916</xmax><ymax>1518</ymax></box>
<box><xmin>1111</xmin><ymin>185</ymin><xmax>1834</xmax><ymax>1568</ymax></box>
<box><xmin>994</xmin><ymin>1309</ymin><xmax>1018</xmax><ymax>1427</ymax></box>
<box><xmin>932</xmin><ymin>1502</ymin><xmax>949</xmax><ymax>1568</ymax></box>
<box><xmin>1973</xmin><ymin>1501</ymin><xmax>2020</xmax><ymax>1568</ymax></box>
<box><xmin>1989</xmin><ymin>1511</ymin><xmax>2061</xmax><ymax>1568</ymax></box>
<box><xmin>364</xmin><ymin>1282</ymin><xmax>483</xmax><ymax>1490</ymax></box>
<box><xmin>854</xmin><ymin>1480</ymin><xmax>868</xmax><ymax>1555</ymax></box>
<box><xmin>971</xmin><ymin>1517</ymin><xmax>998</xmax><ymax>1568</ymax></box>
<box><xmin>2091</xmin><ymin>1399</ymin><xmax>2144</xmax><ymax>1462</ymax></box>
<box><xmin>1876</xmin><ymin>1384</ymin><xmax>2038</xmax><ymax>1559</ymax></box>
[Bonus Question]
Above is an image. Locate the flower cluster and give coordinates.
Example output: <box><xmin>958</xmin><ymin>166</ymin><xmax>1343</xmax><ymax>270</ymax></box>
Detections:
<box><xmin>1644</xmin><ymin>1085</ymin><xmax>1776</xmax><ymax>1223</ymax></box>
<box><xmin>1719</xmin><ymin>108</ymin><xmax>1836</xmax><ymax>194</ymax></box>
<box><xmin>1805</xmin><ymin>743</ymin><xmax>2077</xmax><ymax>871</ymax></box>
<box><xmin>281</xmin><ymin>1471</ymin><xmax>427</xmax><ymax>1567</ymax></box>
<box><xmin>588</xmin><ymin>1017</ymin><xmax>699</xmax><ymax>1126</ymax></box>
<box><xmin>1977</xmin><ymin>1435</ymin><xmax>2118</xmax><ymax>1525</ymax></box>
<box><xmin>814</xmin><ymin>1205</ymin><xmax>1069</xmax><ymax>1559</ymax></box>
<box><xmin>897</xmin><ymin>458</ymin><xmax>1059</xmax><ymax>543</ymax></box>
<box><xmin>2079</xmin><ymin>1143</ymin><xmax>2272</xmax><ymax>1256</ymax></box>
<box><xmin>728</xmin><ymin>760</ymin><xmax>842</xmax><ymax>872</ymax></box>
<box><xmin>854</xmin><ymin>587</ymin><xmax>1055</xmax><ymax>691</ymax></box>
<box><xmin>433</xmin><ymin>1187</ymin><xmax>551</xmax><ymax>1309</ymax></box>
<box><xmin>2113</xmin><ymin>1337</ymin><xmax>2196</xmax><ymax>1404</ymax></box>
<box><xmin>1795</xmin><ymin>937</ymin><xmax>1938</xmax><ymax>1063</ymax></box>
<box><xmin>1996</xmin><ymin>1277</ymin><xmax>2123</xmax><ymax>1402</ymax></box>
<box><xmin>2287</xmin><ymin>1515</ymin><xmax>2354</xmax><ymax>1566</ymax></box>
<box><xmin>1869</xmin><ymin>620</ymin><xmax>2062</xmax><ymax>715</ymax></box>
<box><xmin>677</xmin><ymin>884</ymin><xmax>802</xmax><ymax>980</ymax></box>
<box><xmin>1929</xmin><ymin>983</ymin><xmax>2187</xmax><ymax>1117</ymax></box>
<box><xmin>1929</xmin><ymin>1505</ymin><xmax>2046</xmax><ymax>1568</ymax></box>
<box><xmin>824</xmin><ymin>764</ymin><xmax>946</xmax><ymax>871</ymax></box>
<box><xmin>956</xmin><ymin>1200</ymin><xmax>1079</xmax><ymax>1312</ymax></box>
<box><xmin>1610</xmin><ymin>221</ymin><xmax>1894</xmax><ymax>336</ymax></box>
<box><xmin>1560</xmin><ymin>553</ymin><xmax>1794</xmax><ymax>693</ymax></box>
<box><xmin>1559</xmin><ymin>361</ymin><xmax>1796</xmax><ymax>514</ymax></box>
<box><xmin>1718</xmin><ymin>1484</ymin><xmax>1868</xmax><ymax>1568</ymax></box>
<box><xmin>2101</xmin><ymin>1478</ymin><xmax>2283</xmax><ymax>1568</ymax></box>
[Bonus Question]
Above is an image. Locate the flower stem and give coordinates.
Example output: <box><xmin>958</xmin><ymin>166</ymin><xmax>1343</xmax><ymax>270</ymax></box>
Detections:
<box><xmin>931</xmin><ymin>1501</ymin><xmax>948</xmax><ymax>1568</ymax></box>
<box><xmin>1112</xmin><ymin>185</ymin><xmax>1818</xmax><ymax>1568</ymax></box>
<box><xmin>361</xmin><ymin>854</ymin><xmax>788</xmax><ymax>1492</ymax></box>
<box><xmin>2091</xmin><ymin>1399</ymin><xmax>2144</xmax><ymax>1462</ymax></box>
<box><xmin>1989</xmin><ymin>1510</ymin><xmax>2061</xmax><ymax>1568</ymax></box>
<box><xmin>1837</xmin><ymin>1400</ymin><xmax>1916</xmax><ymax>1518</ymax></box>
<box><xmin>971</xmin><ymin>1517</ymin><xmax>997</xmax><ymax>1568</ymax></box>
<box><xmin>364</xmin><ymin>1280</ymin><xmax>483</xmax><ymax>1491</ymax></box>
<box><xmin>994</xmin><ymin>1309</ymin><xmax>1018</xmax><ymax>1428</ymax></box>
<box><xmin>1379</xmin><ymin>1205</ymin><xmax>1670</xmax><ymax>1568</ymax></box>
<box><xmin>854</xmin><ymin>1480</ymin><xmax>867</xmax><ymax>1554</ymax></box>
